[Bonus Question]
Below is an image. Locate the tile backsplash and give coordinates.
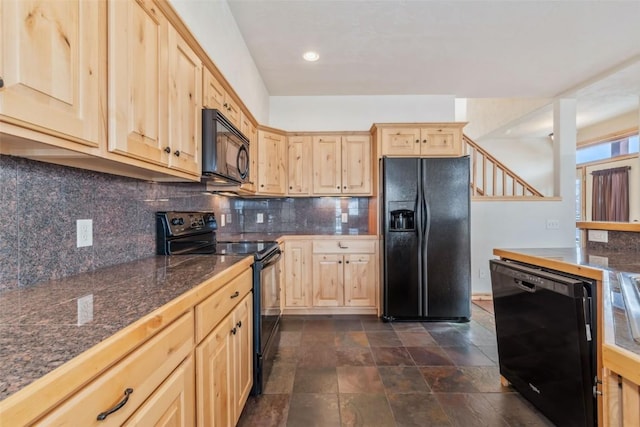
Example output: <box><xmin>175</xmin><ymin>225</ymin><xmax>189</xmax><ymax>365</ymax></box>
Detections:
<box><xmin>0</xmin><ymin>155</ymin><xmax>370</xmax><ymax>290</ymax></box>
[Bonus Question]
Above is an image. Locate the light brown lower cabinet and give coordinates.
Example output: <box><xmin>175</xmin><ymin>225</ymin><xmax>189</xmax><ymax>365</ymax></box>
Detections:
<box><xmin>122</xmin><ymin>355</ymin><xmax>195</xmax><ymax>427</ymax></box>
<box><xmin>283</xmin><ymin>237</ymin><xmax>378</xmax><ymax>315</ymax></box>
<box><xmin>196</xmin><ymin>292</ymin><xmax>253</xmax><ymax>427</ymax></box>
<box><xmin>38</xmin><ymin>311</ymin><xmax>195</xmax><ymax>426</ymax></box>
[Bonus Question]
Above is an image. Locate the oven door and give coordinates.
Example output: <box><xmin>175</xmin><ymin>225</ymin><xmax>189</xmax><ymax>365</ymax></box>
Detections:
<box><xmin>252</xmin><ymin>246</ymin><xmax>282</xmax><ymax>395</ymax></box>
<box><xmin>260</xmin><ymin>249</ymin><xmax>282</xmax><ymax>352</ymax></box>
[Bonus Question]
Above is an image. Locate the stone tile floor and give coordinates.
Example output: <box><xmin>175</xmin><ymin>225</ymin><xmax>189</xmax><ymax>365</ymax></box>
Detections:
<box><xmin>238</xmin><ymin>304</ymin><xmax>554</xmax><ymax>427</ymax></box>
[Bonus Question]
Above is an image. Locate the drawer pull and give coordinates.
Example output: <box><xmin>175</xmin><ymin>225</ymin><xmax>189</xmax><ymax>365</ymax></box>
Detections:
<box><xmin>97</xmin><ymin>388</ymin><xmax>133</xmax><ymax>421</ymax></box>
<box><xmin>230</xmin><ymin>291</ymin><xmax>240</xmax><ymax>299</ymax></box>
<box><xmin>0</xmin><ymin>77</ymin><xmax>3</xmax><ymax>88</ymax></box>
<box><xmin>338</xmin><ymin>242</ymin><xmax>349</xmax><ymax>249</ymax></box>
<box><xmin>236</xmin><ymin>320</ymin><xmax>242</xmax><ymax>328</ymax></box>
<box><xmin>231</xmin><ymin>327</ymin><xmax>237</xmax><ymax>335</ymax></box>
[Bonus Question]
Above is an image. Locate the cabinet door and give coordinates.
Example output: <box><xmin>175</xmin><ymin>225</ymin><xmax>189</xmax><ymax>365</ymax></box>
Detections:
<box><xmin>108</xmin><ymin>0</ymin><xmax>168</xmax><ymax>165</ymax></box>
<box><xmin>312</xmin><ymin>254</ymin><xmax>343</xmax><ymax>307</ymax></box>
<box><xmin>344</xmin><ymin>254</ymin><xmax>376</xmax><ymax>307</ymax></box>
<box><xmin>197</xmin><ymin>315</ymin><xmax>234</xmax><ymax>427</ymax></box>
<box><xmin>284</xmin><ymin>241</ymin><xmax>312</xmax><ymax>308</ymax></box>
<box><xmin>240</xmin><ymin>117</ymin><xmax>258</xmax><ymax>193</ymax></box>
<box><xmin>222</xmin><ymin>96</ymin><xmax>241</xmax><ymax>129</ymax></box>
<box><xmin>312</xmin><ymin>135</ymin><xmax>342</xmax><ymax>194</ymax></box>
<box><xmin>287</xmin><ymin>135</ymin><xmax>312</xmax><ymax>195</ymax></box>
<box><xmin>420</xmin><ymin>127</ymin><xmax>462</xmax><ymax>156</ymax></box>
<box><xmin>342</xmin><ymin>135</ymin><xmax>371</xmax><ymax>195</ymax></box>
<box><xmin>380</xmin><ymin>128</ymin><xmax>421</xmax><ymax>156</ymax></box>
<box><xmin>232</xmin><ymin>294</ymin><xmax>253</xmax><ymax>425</ymax></box>
<box><xmin>167</xmin><ymin>26</ymin><xmax>201</xmax><ymax>176</ymax></box>
<box><xmin>123</xmin><ymin>356</ymin><xmax>195</xmax><ymax>427</ymax></box>
<box><xmin>0</xmin><ymin>0</ymin><xmax>104</xmax><ymax>147</ymax></box>
<box><xmin>202</xmin><ymin>67</ymin><xmax>224</xmax><ymax>110</ymax></box>
<box><xmin>257</xmin><ymin>130</ymin><xmax>286</xmax><ymax>195</ymax></box>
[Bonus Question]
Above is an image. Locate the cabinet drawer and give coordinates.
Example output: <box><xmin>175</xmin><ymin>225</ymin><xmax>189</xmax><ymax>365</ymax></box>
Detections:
<box><xmin>195</xmin><ymin>268</ymin><xmax>253</xmax><ymax>343</ymax></box>
<box><xmin>313</xmin><ymin>239</ymin><xmax>376</xmax><ymax>254</ymax></box>
<box><xmin>39</xmin><ymin>311</ymin><xmax>194</xmax><ymax>426</ymax></box>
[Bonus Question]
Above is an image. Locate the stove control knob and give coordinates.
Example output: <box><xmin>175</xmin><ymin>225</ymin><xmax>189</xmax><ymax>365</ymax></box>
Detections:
<box><xmin>171</xmin><ymin>217</ymin><xmax>184</xmax><ymax>226</ymax></box>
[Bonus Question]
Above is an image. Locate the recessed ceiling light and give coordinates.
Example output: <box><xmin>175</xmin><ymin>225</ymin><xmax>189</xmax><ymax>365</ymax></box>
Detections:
<box><xmin>303</xmin><ymin>51</ymin><xmax>320</xmax><ymax>62</ymax></box>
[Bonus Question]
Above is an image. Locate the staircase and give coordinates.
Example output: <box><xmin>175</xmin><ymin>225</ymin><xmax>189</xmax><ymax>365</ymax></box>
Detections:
<box><xmin>463</xmin><ymin>134</ymin><xmax>544</xmax><ymax>198</ymax></box>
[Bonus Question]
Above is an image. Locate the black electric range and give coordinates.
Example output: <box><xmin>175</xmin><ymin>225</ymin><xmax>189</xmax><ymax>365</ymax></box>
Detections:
<box><xmin>156</xmin><ymin>211</ymin><xmax>282</xmax><ymax>395</ymax></box>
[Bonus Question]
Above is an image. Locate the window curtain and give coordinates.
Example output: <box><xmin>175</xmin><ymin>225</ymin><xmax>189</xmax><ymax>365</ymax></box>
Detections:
<box><xmin>591</xmin><ymin>166</ymin><xmax>630</xmax><ymax>222</ymax></box>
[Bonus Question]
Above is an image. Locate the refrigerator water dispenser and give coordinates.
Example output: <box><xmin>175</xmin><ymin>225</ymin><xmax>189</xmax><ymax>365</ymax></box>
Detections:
<box><xmin>390</xmin><ymin>209</ymin><xmax>414</xmax><ymax>230</ymax></box>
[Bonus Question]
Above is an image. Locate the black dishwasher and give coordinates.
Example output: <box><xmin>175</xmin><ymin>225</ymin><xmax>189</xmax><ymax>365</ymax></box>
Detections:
<box><xmin>490</xmin><ymin>259</ymin><xmax>597</xmax><ymax>427</ymax></box>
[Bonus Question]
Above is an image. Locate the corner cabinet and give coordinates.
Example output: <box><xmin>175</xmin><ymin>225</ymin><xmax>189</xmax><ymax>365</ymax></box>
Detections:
<box><xmin>312</xmin><ymin>134</ymin><xmax>372</xmax><ymax>195</ymax></box>
<box><xmin>257</xmin><ymin>128</ymin><xmax>287</xmax><ymax>195</ymax></box>
<box><xmin>283</xmin><ymin>237</ymin><xmax>379</xmax><ymax>315</ymax></box>
<box><xmin>0</xmin><ymin>0</ymin><xmax>105</xmax><ymax>149</ymax></box>
<box><xmin>376</xmin><ymin>123</ymin><xmax>466</xmax><ymax>157</ymax></box>
<box><xmin>108</xmin><ymin>0</ymin><xmax>201</xmax><ymax>177</ymax></box>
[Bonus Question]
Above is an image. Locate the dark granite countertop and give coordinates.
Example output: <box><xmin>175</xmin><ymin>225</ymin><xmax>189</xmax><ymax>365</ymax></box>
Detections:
<box><xmin>493</xmin><ymin>247</ymin><xmax>640</xmax><ymax>358</ymax></box>
<box><xmin>0</xmin><ymin>253</ymin><xmax>249</xmax><ymax>401</ymax></box>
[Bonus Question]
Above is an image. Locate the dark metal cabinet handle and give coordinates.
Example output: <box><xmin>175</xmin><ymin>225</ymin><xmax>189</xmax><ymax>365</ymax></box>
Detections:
<box><xmin>236</xmin><ymin>320</ymin><xmax>242</xmax><ymax>328</ymax></box>
<box><xmin>336</xmin><ymin>186</ymin><xmax>340</xmax><ymax>189</ymax></box>
<box><xmin>338</xmin><ymin>260</ymin><xmax>342</xmax><ymax>264</ymax></box>
<box><xmin>260</xmin><ymin>184</ymin><xmax>265</xmax><ymax>187</ymax></box>
<box><xmin>231</xmin><ymin>327</ymin><xmax>237</xmax><ymax>335</ymax></box>
<box><xmin>164</xmin><ymin>146</ymin><xmax>171</xmax><ymax>153</ymax></box>
<box><xmin>415</xmin><ymin>139</ymin><xmax>419</xmax><ymax>144</ymax></box>
<box><xmin>289</xmin><ymin>186</ymin><xmax>293</xmax><ymax>190</ymax></box>
<box><xmin>0</xmin><ymin>77</ymin><xmax>4</xmax><ymax>88</ymax></box>
<box><xmin>345</xmin><ymin>260</ymin><xmax>350</xmax><ymax>264</ymax></box>
<box><xmin>174</xmin><ymin>150</ymin><xmax>180</xmax><ymax>157</ymax></box>
<box><xmin>422</xmin><ymin>139</ymin><xmax>427</xmax><ymax>143</ymax></box>
<box><xmin>97</xmin><ymin>388</ymin><xmax>133</xmax><ymax>421</ymax></box>
<box><xmin>343</xmin><ymin>186</ymin><xmax>347</xmax><ymax>189</ymax></box>
<box><xmin>230</xmin><ymin>291</ymin><xmax>240</xmax><ymax>299</ymax></box>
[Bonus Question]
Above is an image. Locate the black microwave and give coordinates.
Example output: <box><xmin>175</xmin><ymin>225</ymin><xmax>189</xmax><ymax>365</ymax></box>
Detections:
<box><xmin>202</xmin><ymin>109</ymin><xmax>250</xmax><ymax>184</ymax></box>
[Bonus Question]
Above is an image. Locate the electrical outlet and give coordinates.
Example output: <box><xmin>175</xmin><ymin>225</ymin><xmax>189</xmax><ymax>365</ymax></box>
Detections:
<box><xmin>588</xmin><ymin>230</ymin><xmax>608</xmax><ymax>243</ymax></box>
<box><xmin>256</xmin><ymin>213</ymin><xmax>264</xmax><ymax>223</ymax></box>
<box><xmin>341</xmin><ymin>213</ymin><xmax>348</xmax><ymax>223</ymax></box>
<box><xmin>545</xmin><ymin>219</ymin><xmax>560</xmax><ymax>229</ymax></box>
<box><xmin>77</xmin><ymin>294</ymin><xmax>94</xmax><ymax>326</ymax></box>
<box><xmin>76</xmin><ymin>219</ymin><xmax>93</xmax><ymax>247</ymax></box>
<box><xmin>220</xmin><ymin>214</ymin><xmax>226</xmax><ymax>227</ymax></box>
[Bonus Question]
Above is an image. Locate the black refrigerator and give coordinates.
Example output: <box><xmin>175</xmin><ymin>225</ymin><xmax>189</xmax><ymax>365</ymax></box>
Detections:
<box><xmin>382</xmin><ymin>156</ymin><xmax>471</xmax><ymax>322</ymax></box>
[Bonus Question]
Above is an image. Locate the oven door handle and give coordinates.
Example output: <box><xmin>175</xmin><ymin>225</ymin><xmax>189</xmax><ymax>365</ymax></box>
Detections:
<box><xmin>261</xmin><ymin>249</ymin><xmax>282</xmax><ymax>268</ymax></box>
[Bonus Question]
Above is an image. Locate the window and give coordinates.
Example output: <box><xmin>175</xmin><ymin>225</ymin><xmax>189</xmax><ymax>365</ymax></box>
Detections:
<box><xmin>577</xmin><ymin>134</ymin><xmax>639</xmax><ymax>164</ymax></box>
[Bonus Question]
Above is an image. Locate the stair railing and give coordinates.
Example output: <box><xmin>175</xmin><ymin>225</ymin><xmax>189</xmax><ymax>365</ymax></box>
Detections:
<box><xmin>463</xmin><ymin>134</ymin><xmax>545</xmax><ymax>198</ymax></box>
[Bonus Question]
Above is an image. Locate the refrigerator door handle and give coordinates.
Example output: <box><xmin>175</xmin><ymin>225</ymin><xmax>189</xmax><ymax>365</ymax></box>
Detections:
<box><xmin>415</xmin><ymin>160</ymin><xmax>424</xmax><ymax>315</ymax></box>
<box><xmin>420</xmin><ymin>162</ymin><xmax>429</xmax><ymax>315</ymax></box>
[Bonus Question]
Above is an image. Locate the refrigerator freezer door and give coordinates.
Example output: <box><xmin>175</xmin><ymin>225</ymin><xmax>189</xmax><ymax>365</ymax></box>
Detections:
<box><xmin>383</xmin><ymin>158</ymin><xmax>422</xmax><ymax>318</ymax></box>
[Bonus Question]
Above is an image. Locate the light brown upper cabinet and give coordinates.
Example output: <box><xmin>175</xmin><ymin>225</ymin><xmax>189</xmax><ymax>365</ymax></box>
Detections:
<box><xmin>287</xmin><ymin>135</ymin><xmax>312</xmax><ymax>195</ymax></box>
<box><xmin>257</xmin><ymin>128</ymin><xmax>286</xmax><ymax>195</ymax></box>
<box><xmin>239</xmin><ymin>112</ymin><xmax>258</xmax><ymax>193</ymax></box>
<box><xmin>108</xmin><ymin>0</ymin><xmax>201</xmax><ymax>177</ymax></box>
<box><xmin>378</xmin><ymin>123</ymin><xmax>465</xmax><ymax>157</ymax></box>
<box><xmin>202</xmin><ymin>67</ymin><xmax>240</xmax><ymax>129</ymax></box>
<box><xmin>312</xmin><ymin>134</ymin><xmax>371</xmax><ymax>195</ymax></box>
<box><xmin>0</xmin><ymin>0</ymin><xmax>105</xmax><ymax>149</ymax></box>
<box><xmin>167</xmin><ymin>25</ymin><xmax>202</xmax><ymax>176</ymax></box>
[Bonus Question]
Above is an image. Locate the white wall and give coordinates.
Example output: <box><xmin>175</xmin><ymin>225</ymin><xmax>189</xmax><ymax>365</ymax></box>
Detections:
<box><xmin>269</xmin><ymin>95</ymin><xmax>455</xmax><ymax>131</ymax></box>
<box><xmin>471</xmin><ymin>199</ymin><xmax>576</xmax><ymax>294</ymax></box>
<box><xmin>168</xmin><ymin>0</ymin><xmax>270</xmax><ymax>122</ymax></box>
<box><xmin>578</xmin><ymin>110</ymin><xmax>639</xmax><ymax>145</ymax></box>
<box><xmin>464</xmin><ymin>98</ymin><xmax>551</xmax><ymax>140</ymax></box>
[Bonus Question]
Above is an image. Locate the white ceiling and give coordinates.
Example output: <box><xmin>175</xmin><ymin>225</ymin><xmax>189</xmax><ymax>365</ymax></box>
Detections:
<box><xmin>227</xmin><ymin>0</ymin><xmax>640</xmax><ymax>134</ymax></box>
